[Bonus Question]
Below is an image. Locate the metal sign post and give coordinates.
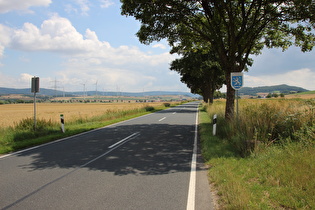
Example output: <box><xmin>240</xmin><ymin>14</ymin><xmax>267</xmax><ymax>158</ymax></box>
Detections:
<box><xmin>231</xmin><ymin>72</ymin><xmax>244</xmax><ymax>120</ymax></box>
<box><xmin>31</xmin><ymin>77</ymin><xmax>40</xmax><ymax>131</ymax></box>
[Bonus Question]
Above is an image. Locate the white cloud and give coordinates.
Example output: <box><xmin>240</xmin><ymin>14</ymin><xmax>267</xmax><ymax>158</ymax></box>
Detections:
<box><xmin>0</xmin><ymin>72</ymin><xmax>42</xmax><ymax>88</ymax></box>
<box><xmin>64</xmin><ymin>0</ymin><xmax>92</xmax><ymax>16</ymax></box>
<box><xmin>0</xmin><ymin>15</ymin><xmax>99</xmax><ymax>53</ymax></box>
<box><xmin>55</xmin><ymin>66</ymin><xmax>157</xmax><ymax>92</ymax></box>
<box><xmin>245</xmin><ymin>68</ymin><xmax>315</xmax><ymax>90</ymax></box>
<box><xmin>19</xmin><ymin>73</ymin><xmax>33</xmax><ymax>83</ymax></box>
<box><xmin>73</xmin><ymin>0</ymin><xmax>90</xmax><ymax>15</ymax></box>
<box><xmin>99</xmin><ymin>0</ymin><xmax>114</xmax><ymax>8</ymax></box>
<box><xmin>0</xmin><ymin>15</ymin><xmax>175</xmax><ymax>65</ymax></box>
<box><xmin>0</xmin><ymin>15</ymin><xmax>183</xmax><ymax>91</ymax></box>
<box><xmin>0</xmin><ymin>0</ymin><xmax>51</xmax><ymax>14</ymax></box>
<box><xmin>152</xmin><ymin>43</ymin><xmax>167</xmax><ymax>49</ymax></box>
<box><xmin>0</xmin><ymin>24</ymin><xmax>11</xmax><ymax>58</ymax></box>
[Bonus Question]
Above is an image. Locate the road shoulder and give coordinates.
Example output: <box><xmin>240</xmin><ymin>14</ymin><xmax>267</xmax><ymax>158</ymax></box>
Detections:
<box><xmin>195</xmin><ymin>140</ymin><xmax>216</xmax><ymax>210</ymax></box>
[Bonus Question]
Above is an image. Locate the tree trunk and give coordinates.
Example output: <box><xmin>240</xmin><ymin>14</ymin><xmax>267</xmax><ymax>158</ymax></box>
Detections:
<box><xmin>209</xmin><ymin>91</ymin><xmax>214</xmax><ymax>103</ymax></box>
<box><xmin>202</xmin><ymin>89</ymin><xmax>211</xmax><ymax>103</ymax></box>
<box><xmin>225</xmin><ymin>72</ymin><xmax>235</xmax><ymax>120</ymax></box>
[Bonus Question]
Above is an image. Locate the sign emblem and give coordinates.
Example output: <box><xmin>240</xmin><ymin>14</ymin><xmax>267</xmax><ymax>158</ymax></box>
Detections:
<box><xmin>231</xmin><ymin>72</ymin><xmax>244</xmax><ymax>90</ymax></box>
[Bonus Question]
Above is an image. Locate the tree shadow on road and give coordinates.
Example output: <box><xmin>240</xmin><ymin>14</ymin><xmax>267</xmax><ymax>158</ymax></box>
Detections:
<box><xmin>17</xmin><ymin>123</ymin><xmax>198</xmax><ymax>176</ymax></box>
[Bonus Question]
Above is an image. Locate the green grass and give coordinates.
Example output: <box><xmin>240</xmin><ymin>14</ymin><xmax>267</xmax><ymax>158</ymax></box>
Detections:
<box><xmin>199</xmin><ymin>100</ymin><xmax>315</xmax><ymax>209</ymax></box>
<box><xmin>295</xmin><ymin>90</ymin><xmax>315</xmax><ymax>95</ymax></box>
<box><xmin>0</xmin><ymin>102</ymin><xmax>182</xmax><ymax>154</ymax></box>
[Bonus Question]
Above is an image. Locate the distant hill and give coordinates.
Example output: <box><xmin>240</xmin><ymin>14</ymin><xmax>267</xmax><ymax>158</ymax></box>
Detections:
<box><xmin>0</xmin><ymin>87</ymin><xmax>68</xmax><ymax>96</ymax></box>
<box><xmin>239</xmin><ymin>84</ymin><xmax>309</xmax><ymax>96</ymax></box>
<box><xmin>0</xmin><ymin>85</ymin><xmax>309</xmax><ymax>98</ymax></box>
<box><xmin>0</xmin><ymin>87</ymin><xmax>198</xmax><ymax>98</ymax></box>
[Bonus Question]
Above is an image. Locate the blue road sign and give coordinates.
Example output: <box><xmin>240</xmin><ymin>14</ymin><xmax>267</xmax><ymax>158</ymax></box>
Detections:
<box><xmin>231</xmin><ymin>72</ymin><xmax>244</xmax><ymax>90</ymax></box>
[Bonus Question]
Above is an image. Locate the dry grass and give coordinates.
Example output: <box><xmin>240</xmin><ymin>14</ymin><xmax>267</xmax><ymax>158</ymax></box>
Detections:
<box><xmin>201</xmin><ymin>98</ymin><xmax>315</xmax><ymax>209</ymax></box>
<box><xmin>0</xmin><ymin>102</ymin><xmax>172</xmax><ymax>128</ymax></box>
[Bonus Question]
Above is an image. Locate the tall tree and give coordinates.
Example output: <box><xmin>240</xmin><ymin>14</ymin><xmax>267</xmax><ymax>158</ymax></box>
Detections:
<box><xmin>170</xmin><ymin>48</ymin><xmax>224</xmax><ymax>103</ymax></box>
<box><xmin>121</xmin><ymin>0</ymin><xmax>315</xmax><ymax>119</ymax></box>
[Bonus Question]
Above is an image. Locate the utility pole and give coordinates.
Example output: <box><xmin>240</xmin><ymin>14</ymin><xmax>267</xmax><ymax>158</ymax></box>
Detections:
<box><xmin>82</xmin><ymin>83</ymin><xmax>86</xmax><ymax>102</ymax></box>
<box><xmin>50</xmin><ymin>77</ymin><xmax>61</xmax><ymax>98</ymax></box>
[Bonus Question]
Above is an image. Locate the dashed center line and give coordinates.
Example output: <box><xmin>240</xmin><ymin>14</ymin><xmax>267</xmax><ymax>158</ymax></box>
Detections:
<box><xmin>158</xmin><ymin>117</ymin><xmax>166</xmax><ymax>121</ymax></box>
<box><xmin>108</xmin><ymin>132</ymin><xmax>140</xmax><ymax>149</ymax></box>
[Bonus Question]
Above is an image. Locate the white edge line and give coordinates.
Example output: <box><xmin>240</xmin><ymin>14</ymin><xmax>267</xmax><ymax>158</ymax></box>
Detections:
<box><xmin>108</xmin><ymin>132</ymin><xmax>139</xmax><ymax>149</ymax></box>
<box><xmin>186</xmin><ymin>104</ymin><xmax>198</xmax><ymax>210</ymax></box>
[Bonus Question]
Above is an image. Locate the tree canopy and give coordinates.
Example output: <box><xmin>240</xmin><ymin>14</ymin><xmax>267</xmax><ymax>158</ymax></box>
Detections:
<box><xmin>121</xmin><ymin>0</ymin><xmax>315</xmax><ymax>119</ymax></box>
<box><xmin>170</xmin><ymin>48</ymin><xmax>224</xmax><ymax>103</ymax></box>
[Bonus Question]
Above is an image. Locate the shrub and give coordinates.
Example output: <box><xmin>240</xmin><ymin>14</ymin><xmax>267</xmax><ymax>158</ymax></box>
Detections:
<box><xmin>163</xmin><ymin>102</ymin><xmax>171</xmax><ymax>107</ymax></box>
<box><xmin>144</xmin><ymin>106</ymin><xmax>155</xmax><ymax>111</ymax></box>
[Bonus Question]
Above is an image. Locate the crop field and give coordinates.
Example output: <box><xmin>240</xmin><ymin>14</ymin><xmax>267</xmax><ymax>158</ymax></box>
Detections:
<box><xmin>285</xmin><ymin>92</ymin><xmax>315</xmax><ymax>99</ymax></box>
<box><xmin>0</xmin><ymin>102</ymin><xmax>171</xmax><ymax>128</ymax></box>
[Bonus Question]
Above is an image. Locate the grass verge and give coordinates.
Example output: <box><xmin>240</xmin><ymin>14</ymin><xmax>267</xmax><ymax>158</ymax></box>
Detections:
<box><xmin>199</xmin><ymin>100</ymin><xmax>315</xmax><ymax>209</ymax></box>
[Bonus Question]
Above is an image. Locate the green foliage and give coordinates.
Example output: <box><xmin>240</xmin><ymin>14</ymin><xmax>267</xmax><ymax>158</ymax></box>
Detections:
<box><xmin>121</xmin><ymin>0</ymin><xmax>315</xmax><ymax>120</ymax></box>
<box><xmin>144</xmin><ymin>106</ymin><xmax>155</xmax><ymax>111</ymax></box>
<box><xmin>163</xmin><ymin>103</ymin><xmax>170</xmax><ymax>107</ymax></box>
<box><xmin>170</xmin><ymin>48</ymin><xmax>224</xmax><ymax>103</ymax></box>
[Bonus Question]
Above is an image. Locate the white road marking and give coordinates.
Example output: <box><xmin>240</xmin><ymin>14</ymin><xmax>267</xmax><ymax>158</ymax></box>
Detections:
<box><xmin>108</xmin><ymin>132</ymin><xmax>140</xmax><ymax>149</ymax></box>
<box><xmin>158</xmin><ymin>117</ymin><xmax>166</xmax><ymax>121</ymax></box>
<box><xmin>172</xmin><ymin>112</ymin><xmax>176</xmax><ymax>114</ymax></box>
<box><xmin>186</xmin><ymin>106</ymin><xmax>198</xmax><ymax>210</ymax></box>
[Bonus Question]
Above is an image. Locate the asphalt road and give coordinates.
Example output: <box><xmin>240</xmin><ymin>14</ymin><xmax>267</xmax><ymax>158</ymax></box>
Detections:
<box><xmin>0</xmin><ymin>102</ymin><xmax>214</xmax><ymax>210</ymax></box>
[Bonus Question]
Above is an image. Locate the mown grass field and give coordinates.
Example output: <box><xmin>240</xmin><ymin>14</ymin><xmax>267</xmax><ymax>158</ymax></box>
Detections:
<box><xmin>200</xmin><ymin>98</ymin><xmax>315</xmax><ymax>209</ymax></box>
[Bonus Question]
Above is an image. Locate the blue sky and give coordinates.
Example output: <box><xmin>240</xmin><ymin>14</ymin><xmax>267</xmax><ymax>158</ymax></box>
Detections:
<box><xmin>0</xmin><ymin>0</ymin><xmax>314</xmax><ymax>93</ymax></box>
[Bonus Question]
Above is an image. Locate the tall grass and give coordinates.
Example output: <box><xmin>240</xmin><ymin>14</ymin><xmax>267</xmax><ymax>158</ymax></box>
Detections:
<box><xmin>207</xmin><ymin>99</ymin><xmax>314</xmax><ymax>156</ymax></box>
<box><xmin>201</xmin><ymin>99</ymin><xmax>315</xmax><ymax>209</ymax></box>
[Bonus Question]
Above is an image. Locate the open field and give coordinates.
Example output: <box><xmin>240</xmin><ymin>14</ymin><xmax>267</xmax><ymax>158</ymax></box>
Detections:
<box><xmin>285</xmin><ymin>91</ymin><xmax>315</xmax><ymax>99</ymax></box>
<box><xmin>0</xmin><ymin>102</ymin><xmax>173</xmax><ymax>128</ymax></box>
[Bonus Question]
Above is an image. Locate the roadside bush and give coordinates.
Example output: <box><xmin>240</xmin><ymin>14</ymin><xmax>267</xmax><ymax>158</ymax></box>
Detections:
<box><xmin>144</xmin><ymin>105</ymin><xmax>155</xmax><ymax>111</ymax></box>
<box><xmin>163</xmin><ymin>102</ymin><xmax>171</xmax><ymax>107</ymax></box>
<box><xmin>0</xmin><ymin>100</ymin><xmax>9</xmax><ymax>105</ymax></box>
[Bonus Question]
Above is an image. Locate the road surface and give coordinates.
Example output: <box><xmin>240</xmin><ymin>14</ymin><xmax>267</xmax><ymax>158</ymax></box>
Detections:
<box><xmin>0</xmin><ymin>102</ymin><xmax>214</xmax><ymax>210</ymax></box>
